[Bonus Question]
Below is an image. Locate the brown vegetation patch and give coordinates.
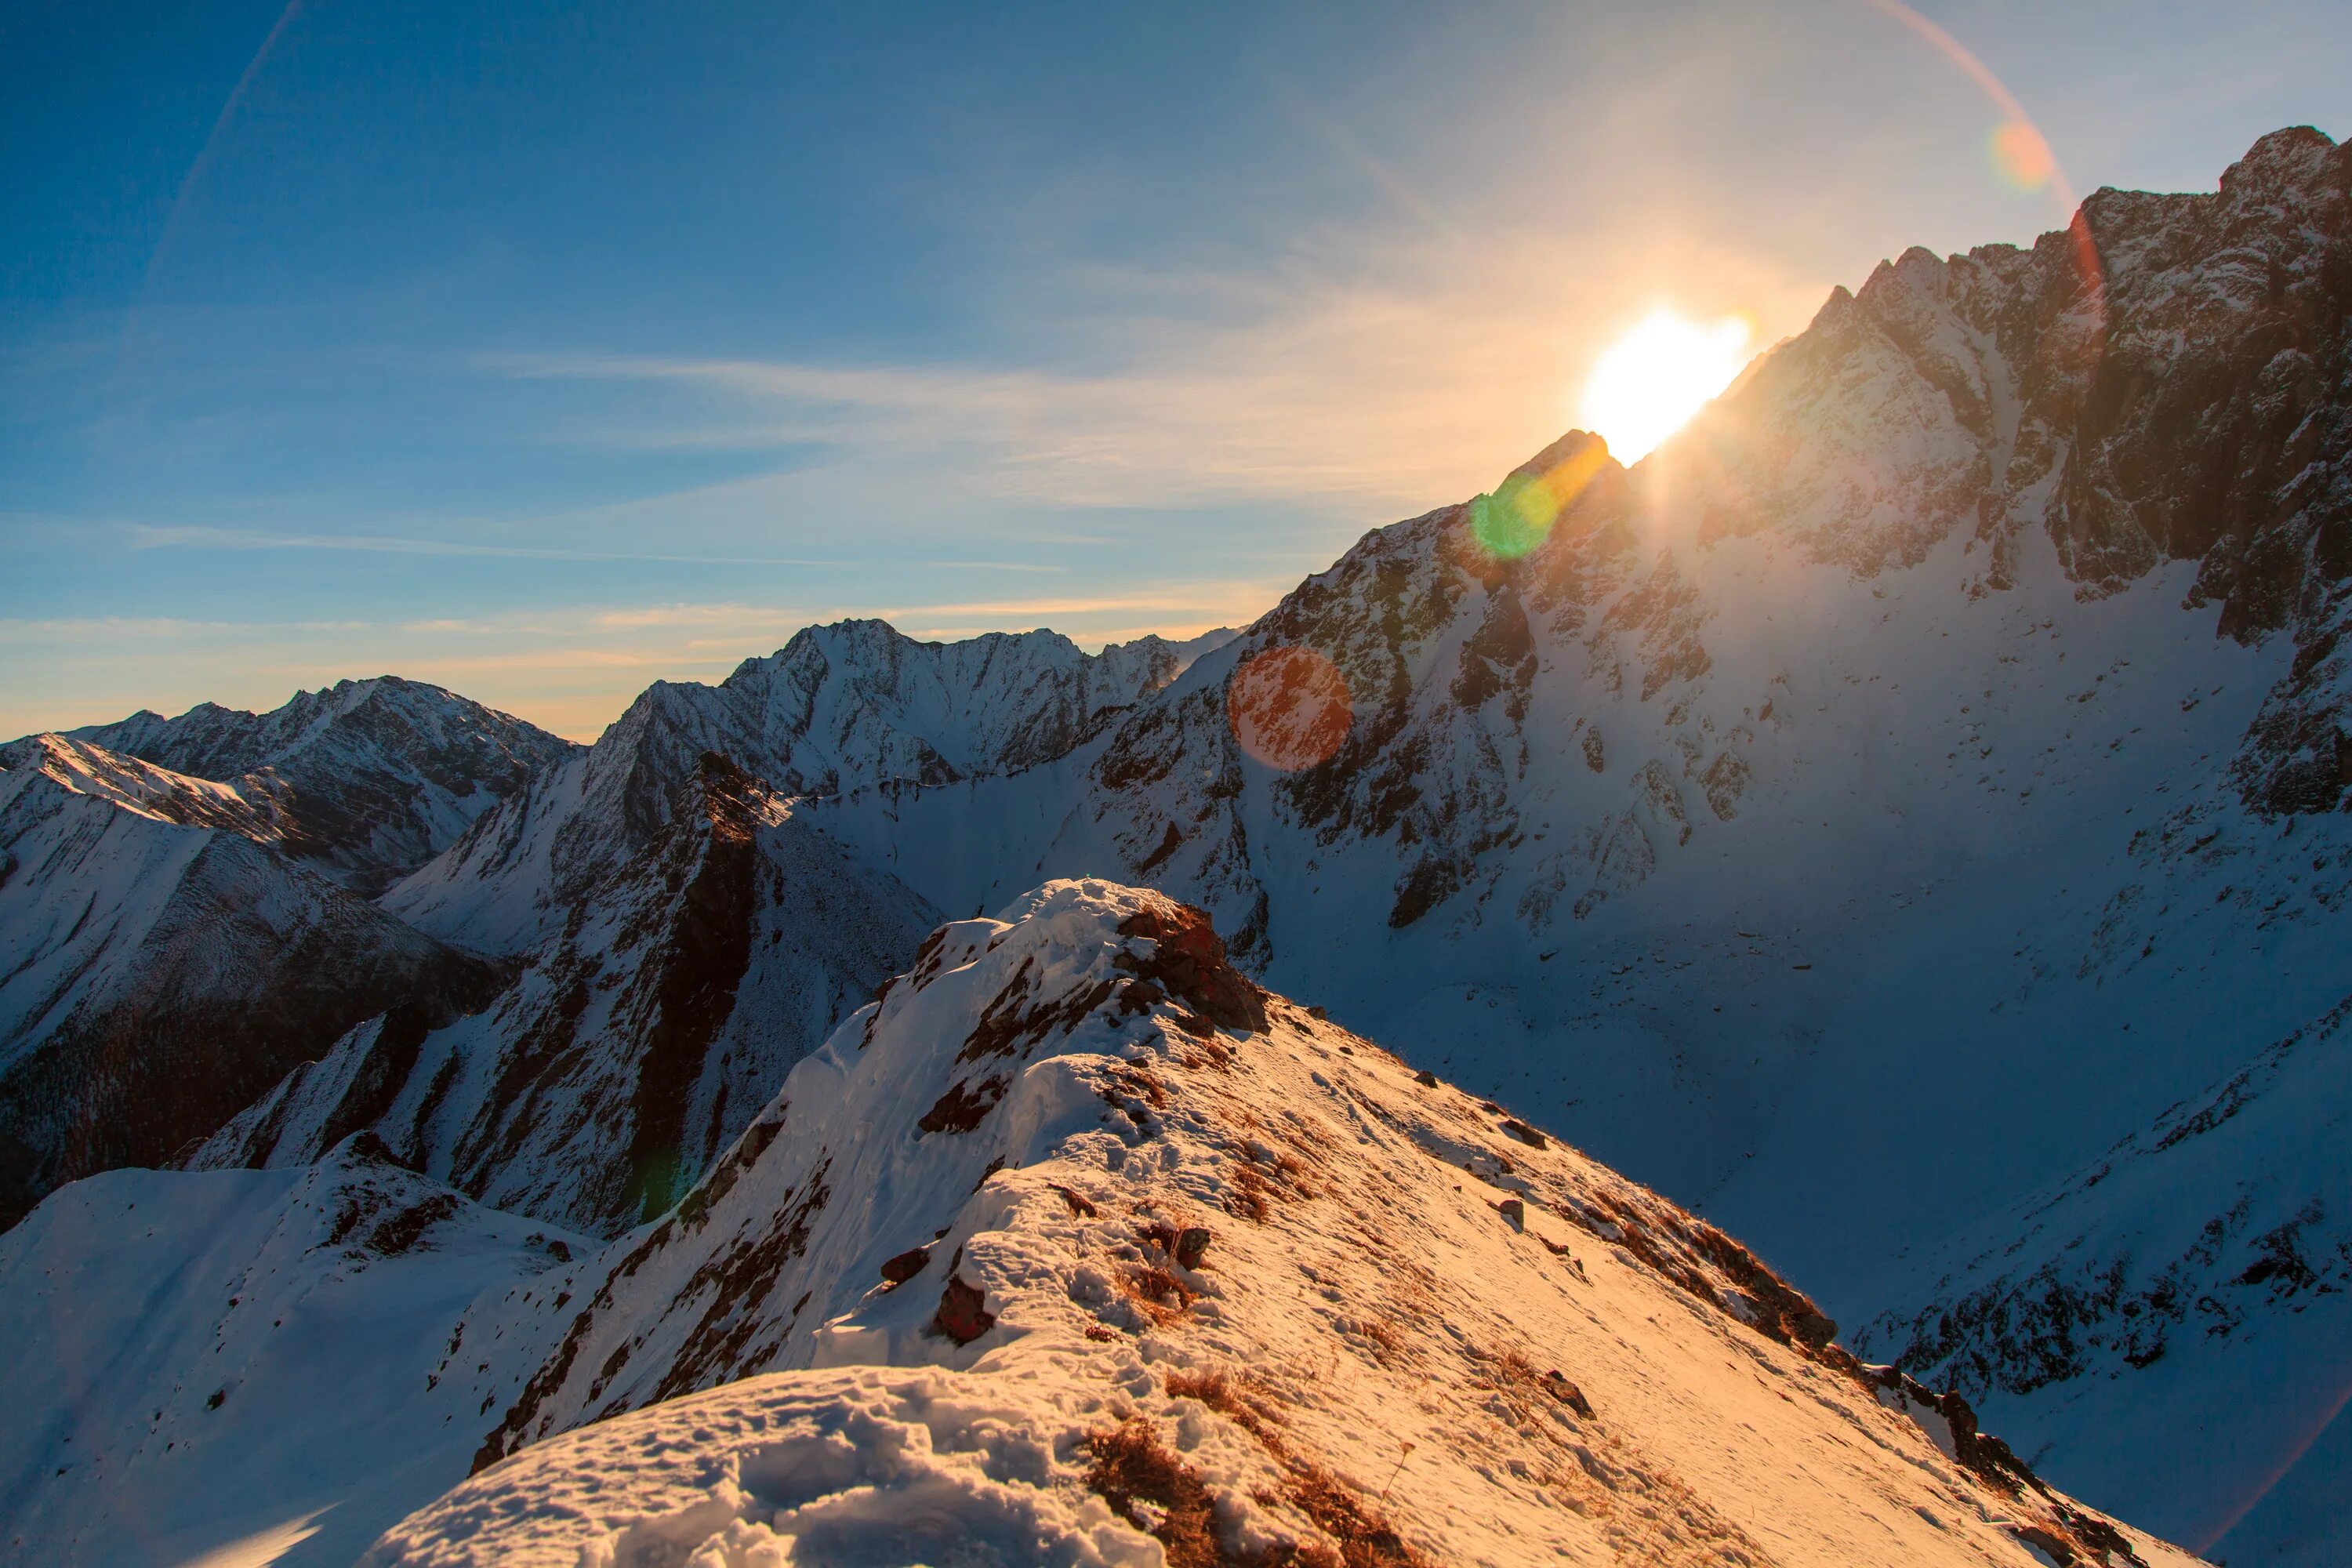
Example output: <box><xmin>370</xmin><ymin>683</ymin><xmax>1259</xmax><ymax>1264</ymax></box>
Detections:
<box><xmin>1567</xmin><ymin>1189</ymin><xmax>1840</xmax><ymax>1359</ymax></box>
<box><xmin>1149</xmin><ymin>1367</ymin><xmax>1434</xmax><ymax>1568</ymax></box>
<box><xmin>1120</xmin><ymin>1262</ymin><xmax>1196</xmax><ymax>1322</ymax></box>
<box><xmin>1225</xmin><ymin>1141</ymin><xmax>1317</xmax><ymax>1222</ymax></box>
<box><xmin>1085</xmin><ymin>1418</ymin><xmax>1230</xmax><ymax>1568</ymax></box>
<box><xmin>1279</xmin><ymin>1454</ymin><xmax>1430</xmax><ymax>1568</ymax></box>
<box><xmin>1226</xmin><ymin>1164</ymin><xmax>1272</xmax><ymax>1223</ymax></box>
<box><xmin>1347</xmin><ymin>1315</ymin><xmax>1406</xmax><ymax>1367</ymax></box>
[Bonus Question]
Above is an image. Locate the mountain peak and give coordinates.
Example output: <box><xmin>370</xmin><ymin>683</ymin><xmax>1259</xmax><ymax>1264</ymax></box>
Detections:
<box><xmin>2220</xmin><ymin>123</ymin><xmax>2339</xmax><ymax>195</ymax></box>
<box><xmin>1508</xmin><ymin>426</ymin><xmax>1618</xmax><ymax>483</ymax></box>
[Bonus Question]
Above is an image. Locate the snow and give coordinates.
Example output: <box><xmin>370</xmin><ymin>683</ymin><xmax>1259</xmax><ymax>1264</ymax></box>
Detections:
<box><xmin>1854</xmin><ymin>989</ymin><xmax>2352</xmax><ymax>1563</ymax></box>
<box><xmin>194</xmin><ymin>761</ymin><xmax>940</xmax><ymax>1240</ymax></box>
<box><xmin>4</xmin><ymin>128</ymin><xmax>2347</xmax><ymax>1567</ymax></box>
<box><xmin>365</xmin><ymin>1369</ymin><xmax>1160</xmax><ymax>1568</ymax></box>
<box><xmin>364</xmin><ymin>880</ymin><xmax>2195</xmax><ymax>1566</ymax></box>
<box><xmin>384</xmin><ymin>624</ymin><xmax>1231</xmax><ymax>956</ymax></box>
<box><xmin>0</xmin><ymin>1140</ymin><xmax>585</xmax><ymax>1567</ymax></box>
<box><xmin>51</xmin><ymin>674</ymin><xmax>575</xmax><ymax>895</ymax></box>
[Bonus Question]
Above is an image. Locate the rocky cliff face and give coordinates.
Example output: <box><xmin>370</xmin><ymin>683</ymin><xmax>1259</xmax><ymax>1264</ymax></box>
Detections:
<box><xmin>1041</xmin><ymin>128</ymin><xmax>2350</xmax><ymax>965</ymax></box>
<box><xmin>385</xmin><ymin>622</ymin><xmax>1232</xmax><ymax>954</ymax></box>
<box><xmin>193</xmin><ymin>755</ymin><xmax>939</xmax><ymax>1238</ymax></box>
<box><xmin>0</xmin><ymin>765</ymin><xmax>503</xmax><ymax>1229</ymax></box>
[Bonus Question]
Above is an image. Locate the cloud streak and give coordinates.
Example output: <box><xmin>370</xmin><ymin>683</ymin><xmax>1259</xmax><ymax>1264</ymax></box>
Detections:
<box><xmin>124</xmin><ymin>524</ymin><xmax>1066</xmax><ymax>574</ymax></box>
<box><xmin>486</xmin><ymin>223</ymin><xmax>1838</xmax><ymax>520</ymax></box>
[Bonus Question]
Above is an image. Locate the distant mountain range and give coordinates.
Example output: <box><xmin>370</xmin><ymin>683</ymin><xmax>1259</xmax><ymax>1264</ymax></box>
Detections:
<box><xmin>1</xmin><ymin>126</ymin><xmax>2346</xmax><ymax>1566</ymax></box>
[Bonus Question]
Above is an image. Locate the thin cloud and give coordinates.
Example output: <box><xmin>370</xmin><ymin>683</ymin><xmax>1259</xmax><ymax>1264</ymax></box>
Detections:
<box><xmin>122</xmin><ymin>523</ymin><xmax>1075</xmax><ymax>574</ymax></box>
<box><xmin>490</xmin><ymin>225</ymin><xmax>1834</xmax><ymax>520</ymax></box>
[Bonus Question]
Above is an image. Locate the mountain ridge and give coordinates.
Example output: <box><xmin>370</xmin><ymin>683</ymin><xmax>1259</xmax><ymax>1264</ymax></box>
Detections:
<box><xmin>2</xmin><ymin>126</ymin><xmax>2347</xmax><ymax>1566</ymax></box>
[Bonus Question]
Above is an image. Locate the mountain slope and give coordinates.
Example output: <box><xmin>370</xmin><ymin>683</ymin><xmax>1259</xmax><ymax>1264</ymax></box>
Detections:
<box><xmin>786</xmin><ymin>127</ymin><xmax>2352</xmax><ymax>1556</ymax></box>
<box><xmin>370</xmin><ymin>880</ymin><xmax>2191</xmax><ymax>1567</ymax></box>
<box><xmin>800</xmin><ymin>129</ymin><xmax>2350</xmax><ymax>1306</ymax></box>
<box><xmin>0</xmin><ymin>884</ymin><xmax>2194</xmax><ymax>1566</ymax></box>
<box><xmin>60</xmin><ymin>675</ymin><xmax>576</xmax><ymax>895</ymax></box>
<box><xmin>1855</xmin><ymin>991</ymin><xmax>2352</xmax><ymax>1566</ymax></box>
<box><xmin>0</xmin><ymin>732</ymin><xmax>295</xmax><ymax>847</ymax></box>
<box><xmin>0</xmin><ymin>766</ymin><xmax>503</xmax><ymax>1228</ymax></box>
<box><xmin>385</xmin><ymin>622</ymin><xmax>1231</xmax><ymax>954</ymax></box>
<box><xmin>191</xmin><ymin>754</ymin><xmax>940</xmax><ymax>1238</ymax></box>
<box><xmin>0</xmin><ymin>1136</ymin><xmax>585</xmax><ymax>1568</ymax></box>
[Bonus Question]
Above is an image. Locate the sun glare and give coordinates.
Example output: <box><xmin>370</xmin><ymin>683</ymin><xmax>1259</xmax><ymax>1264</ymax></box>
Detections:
<box><xmin>1578</xmin><ymin>309</ymin><xmax>1755</xmax><ymax>463</ymax></box>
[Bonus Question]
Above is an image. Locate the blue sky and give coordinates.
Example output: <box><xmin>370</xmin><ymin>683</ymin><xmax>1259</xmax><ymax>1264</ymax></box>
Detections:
<box><xmin>3</xmin><ymin>0</ymin><xmax>2346</xmax><ymax>739</ymax></box>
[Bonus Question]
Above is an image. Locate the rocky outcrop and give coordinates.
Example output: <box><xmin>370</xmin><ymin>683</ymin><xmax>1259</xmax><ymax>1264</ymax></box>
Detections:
<box><xmin>386</xmin><ymin>622</ymin><xmax>1233</xmax><ymax>954</ymax></box>
<box><xmin>379</xmin><ymin>880</ymin><xmax>2192</xmax><ymax>1567</ymax></box>
<box><xmin>191</xmin><ymin>754</ymin><xmax>939</xmax><ymax>1237</ymax></box>
<box><xmin>0</xmin><ymin>767</ymin><xmax>503</xmax><ymax>1230</ymax></box>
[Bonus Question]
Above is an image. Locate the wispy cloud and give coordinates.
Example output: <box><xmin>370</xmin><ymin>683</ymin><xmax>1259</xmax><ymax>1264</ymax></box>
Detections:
<box><xmin>485</xmin><ymin>225</ymin><xmax>1837</xmax><ymax>519</ymax></box>
<box><xmin>123</xmin><ymin>524</ymin><xmax>1066</xmax><ymax>574</ymax></box>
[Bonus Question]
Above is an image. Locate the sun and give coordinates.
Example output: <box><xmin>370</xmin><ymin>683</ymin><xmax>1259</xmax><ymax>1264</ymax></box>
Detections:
<box><xmin>1578</xmin><ymin>309</ymin><xmax>1754</xmax><ymax>463</ymax></box>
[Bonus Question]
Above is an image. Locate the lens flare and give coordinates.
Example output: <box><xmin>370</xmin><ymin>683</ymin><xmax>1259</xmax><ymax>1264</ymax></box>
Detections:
<box><xmin>1228</xmin><ymin>645</ymin><xmax>1352</xmax><ymax>771</ymax></box>
<box><xmin>1991</xmin><ymin>118</ymin><xmax>2055</xmax><ymax>191</ymax></box>
<box><xmin>1468</xmin><ymin>437</ymin><xmax>1611</xmax><ymax>561</ymax></box>
<box><xmin>1577</xmin><ymin>310</ymin><xmax>1752</xmax><ymax>463</ymax></box>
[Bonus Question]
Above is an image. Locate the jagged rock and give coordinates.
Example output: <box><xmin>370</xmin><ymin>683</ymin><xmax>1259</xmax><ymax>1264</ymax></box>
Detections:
<box><xmin>52</xmin><ymin>675</ymin><xmax>572</xmax><ymax>895</ymax></box>
<box><xmin>933</xmin><ymin>1274</ymin><xmax>995</xmax><ymax>1344</ymax></box>
<box><xmin>878</xmin><ymin>1245</ymin><xmax>931</xmax><ymax>1286</ymax></box>
<box><xmin>187</xmin><ymin>755</ymin><xmax>938</xmax><ymax>1237</ymax></box>
<box><xmin>1174</xmin><ymin>1225</ymin><xmax>1212</xmax><ymax>1268</ymax></box>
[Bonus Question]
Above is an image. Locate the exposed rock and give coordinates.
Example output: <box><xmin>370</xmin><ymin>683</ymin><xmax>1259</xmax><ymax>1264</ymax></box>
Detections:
<box><xmin>933</xmin><ymin>1275</ymin><xmax>995</xmax><ymax>1344</ymax></box>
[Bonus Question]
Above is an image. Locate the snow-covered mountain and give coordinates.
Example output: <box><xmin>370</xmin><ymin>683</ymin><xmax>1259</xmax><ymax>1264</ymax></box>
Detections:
<box><xmin>787</xmin><ymin>126</ymin><xmax>2352</xmax><ymax>1558</ymax></box>
<box><xmin>384</xmin><ymin>622</ymin><xmax>1232</xmax><ymax>953</ymax></box>
<box><xmin>0</xmin><ymin>882</ymin><xmax>2198</xmax><ymax>1566</ymax></box>
<box><xmin>57</xmin><ymin>675</ymin><xmax>576</xmax><ymax>895</ymax></box>
<box><xmin>2</xmin><ymin>126</ymin><xmax>2345</xmax><ymax>1566</ymax></box>
<box><xmin>192</xmin><ymin>754</ymin><xmax>938</xmax><ymax>1237</ymax></box>
<box><xmin>0</xmin><ymin>763</ymin><xmax>504</xmax><ymax>1229</ymax></box>
<box><xmin>0</xmin><ymin>1135</ymin><xmax>586</xmax><ymax>1568</ymax></box>
<box><xmin>1854</xmin><ymin>988</ymin><xmax>2352</xmax><ymax>1563</ymax></box>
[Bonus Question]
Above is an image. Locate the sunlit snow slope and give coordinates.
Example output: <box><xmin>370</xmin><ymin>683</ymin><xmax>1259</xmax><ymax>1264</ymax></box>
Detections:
<box><xmin>3</xmin><ymin>883</ymin><xmax>2198</xmax><ymax>1566</ymax></box>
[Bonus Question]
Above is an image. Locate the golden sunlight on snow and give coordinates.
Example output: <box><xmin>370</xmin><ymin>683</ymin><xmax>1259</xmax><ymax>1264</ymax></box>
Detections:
<box><xmin>1577</xmin><ymin>308</ymin><xmax>1755</xmax><ymax>463</ymax></box>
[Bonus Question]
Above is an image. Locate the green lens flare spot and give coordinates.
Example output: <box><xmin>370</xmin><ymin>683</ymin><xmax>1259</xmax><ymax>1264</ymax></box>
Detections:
<box><xmin>1470</xmin><ymin>474</ymin><xmax>1557</xmax><ymax>561</ymax></box>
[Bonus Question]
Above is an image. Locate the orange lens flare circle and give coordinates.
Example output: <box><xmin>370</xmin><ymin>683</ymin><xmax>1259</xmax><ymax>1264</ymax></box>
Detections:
<box><xmin>1227</xmin><ymin>645</ymin><xmax>1352</xmax><ymax>771</ymax></box>
<box><xmin>1991</xmin><ymin>118</ymin><xmax>2055</xmax><ymax>191</ymax></box>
